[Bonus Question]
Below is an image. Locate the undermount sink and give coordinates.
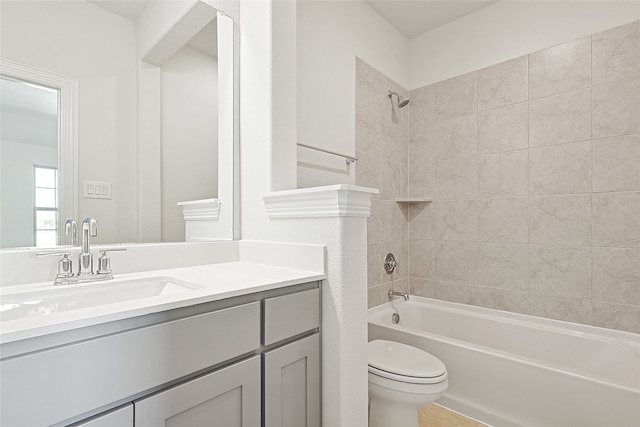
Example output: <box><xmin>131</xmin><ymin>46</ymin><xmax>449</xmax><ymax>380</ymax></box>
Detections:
<box><xmin>0</xmin><ymin>277</ymin><xmax>203</xmax><ymax>322</ymax></box>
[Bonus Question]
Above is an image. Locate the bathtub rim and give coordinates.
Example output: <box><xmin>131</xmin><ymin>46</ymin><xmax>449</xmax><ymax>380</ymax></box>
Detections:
<box><xmin>368</xmin><ymin>296</ymin><xmax>640</xmax><ymax>394</ymax></box>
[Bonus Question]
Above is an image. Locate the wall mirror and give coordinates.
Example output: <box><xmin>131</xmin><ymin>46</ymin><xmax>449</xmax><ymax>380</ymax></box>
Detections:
<box><xmin>0</xmin><ymin>0</ymin><xmax>238</xmax><ymax>249</ymax></box>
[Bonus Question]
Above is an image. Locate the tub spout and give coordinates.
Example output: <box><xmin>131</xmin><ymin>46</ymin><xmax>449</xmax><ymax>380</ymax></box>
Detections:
<box><xmin>388</xmin><ymin>290</ymin><xmax>409</xmax><ymax>301</ymax></box>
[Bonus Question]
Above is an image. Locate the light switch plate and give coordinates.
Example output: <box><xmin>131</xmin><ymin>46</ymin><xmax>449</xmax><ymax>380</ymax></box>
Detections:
<box><xmin>84</xmin><ymin>181</ymin><xmax>112</xmax><ymax>199</ymax></box>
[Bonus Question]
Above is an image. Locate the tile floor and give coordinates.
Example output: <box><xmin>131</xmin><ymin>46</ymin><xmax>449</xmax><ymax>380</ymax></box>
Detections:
<box><xmin>419</xmin><ymin>404</ymin><xmax>487</xmax><ymax>427</ymax></box>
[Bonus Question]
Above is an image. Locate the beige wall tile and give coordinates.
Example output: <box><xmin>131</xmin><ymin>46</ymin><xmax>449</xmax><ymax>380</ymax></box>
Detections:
<box><xmin>381</xmin><ymin>115</ymin><xmax>407</xmax><ymax>164</ymax></box>
<box><xmin>529</xmin><ymin>88</ymin><xmax>591</xmax><ymax>147</ymax></box>
<box><xmin>477</xmin><ymin>150</ymin><xmax>528</xmax><ymax>198</ymax></box>
<box><xmin>435</xmin><ymin>200</ymin><xmax>477</xmax><ymax>241</ymax></box>
<box><xmin>593</xmin><ymin>135</ymin><xmax>640</xmax><ymax>192</ymax></box>
<box><xmin>593</xmin><ymin>247</ymin><xmax>640</xmax><ymax>306</ymax></box>
<box><xmin>368</xmin><ymin>199</ymin><xmax>381</xmax><ymax>243</ymax></box>
<box><xmin>529</xmin><ymin>195</ymin><xmax>592</xmax><ymax>245</ymax></box>
<box><xmin>368</xmin><ymin>286</ymin><xmax>382</xmax><ymax>308</ymax></box>
<box><xmin>478</xmin><ymin>56</ymin><xmax>528</xmax><ymax>110</ymax></box>
<box><xmin>477</xmin><ymin>197</ymin><xmax>528</xmax><ymax>243</ymax></box>
<box><xmin>435</xmin><ymin>157</ymin><xmax>477</xmax><ymax>200</ymax></box>
<box><xmin>409</xmin><ymin>278</ymin><xmax>435</xmax><ymax>298</ymax></box>
<box><xmin>434</xmin><ymin>71</ymin><xmax>477</xmax><ymax>120</ymax></box>
<box><xmin>593</xmin><ymin>77</ymin><xmax>640</xmax><ymax>139</ymax></box>
<box><xmin>435</xmin><ymin>241</ymin><xmax>477</xmax><ymax>284</ymax></box>
<box><xmin>409</xmin><ymin>120</ymin><xmax>434</xmax><ymax>164</ymax></box>
<box><xmin>356</xmin><ymin>58</ymin><xmax>382</xmax><ymax>113</ymax></box>
<box><xmin>593</xmin><ymin>21</ymin><xmax>640</xmax><ymax>85</ymax></box>
<box><xmin>529</xmin><ymin>245</ymin><xmax>592</xmax><ymax>299</ymax></box>
<box><xmin>593</xmin><ymin>192</ymin><xmax>640</xmax><ymax>247</ymax></box>
<box><xmin>529</xmin><ymin>36</ymin><xmax>591</xmax><ymax>99</ymax></box>
<box><xmin>529</xmin><ymin>141</ymin><xmax>592</xmax><ymax>195</ymax></box>
<box><xmin>355</xmin><ymin>105</ymin><xmax>380</xmax><ymax>155</ymax></box>
<box><xmin>592</xmin><ymin>301</ymin><xmax>640</xmax><ymax>334</ymax></box>
<box><xmin>380</xmin><ymin>200</ymin><xmax>408</xmax><ymax>242</ymax></box>
<box><xmin>408</xmin><ymin>202</ymin><xmax>435</xmax><ymax>240</ymax></box>
<box><xmin>476</xmin><ymin>242</ymin><xmax>528</xmax><ymax>289</ymax></box>
<box><xmin>355</xmin><ymin>150</ymin><xmax>380</xmax><ymax>192</ymax></box>
<box><xmin>434</xmin><ymin>281</ymin><xmax>476</xmax><ymax>305</ymax></box>
<box><xmin>379</xmin><ymin>159</ymin><xmax>407</xmax><ymax>199</ymax></box>
<box><xmin>409</xmin><ymin>239</ymin><xmax>434</xmax><ymax>279</ymax></box>
<box><xmin>511</xmin><ymin>292</ymin><xmax>593</xmax><ymax>325</ymax></box>
<box><xmin>409</xmin><ymin>162</ymin><xmax>435</xmax><ymax>198</ymax></box>
<box><xmin>478</xmin><ymin>102</ymin><xmax>528</xmax><ymax>154</ymax></box>
<box><xmin>435</xmin><ymin>113</ymin><xmax>478</xmax><ymax>160</ymax></box>
<box><xmin>409</xmin><ymin>84</ymin><xmax>435</xmax><ymax>124</ymax></box>
<box><xmin>368</xmin><ymin>243</ymin><xmax>381</xmax><ymax>287</ymax></box>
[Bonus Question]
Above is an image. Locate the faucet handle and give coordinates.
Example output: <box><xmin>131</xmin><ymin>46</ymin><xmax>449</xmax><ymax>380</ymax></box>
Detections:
<box><xmin>37</xmin><ymin>251</ymin><xmax>74</xmax><ymax>285</ymax></box>
<box><xmin>97</xmin><ymin>248</ymin><xmax>127</xmax><ymax>276</ymax></box>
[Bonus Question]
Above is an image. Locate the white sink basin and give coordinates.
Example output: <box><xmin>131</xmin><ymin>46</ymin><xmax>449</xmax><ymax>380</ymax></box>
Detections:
<box><xmin>0</xmin><ymin>277</ymin><xmax>203</xmax><ymax>322</ymax></box>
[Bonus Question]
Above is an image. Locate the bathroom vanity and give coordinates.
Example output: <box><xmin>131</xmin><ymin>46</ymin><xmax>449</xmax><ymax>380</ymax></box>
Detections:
<box><xmin>0</xmin><ymin>263</ymin><xmax>322</xmax><ymax>427</ymax></box>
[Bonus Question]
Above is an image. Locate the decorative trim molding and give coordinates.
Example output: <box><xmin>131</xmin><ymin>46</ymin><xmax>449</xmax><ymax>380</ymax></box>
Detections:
<box><xmin>177</xmin><ymin>198</ymin><xmax>221</xmax><ymax>221</ymax></box>
<box><xmin>263</xmin><ymin>184</ymin><xmax>378</xmax><ymax>219</ymax></box>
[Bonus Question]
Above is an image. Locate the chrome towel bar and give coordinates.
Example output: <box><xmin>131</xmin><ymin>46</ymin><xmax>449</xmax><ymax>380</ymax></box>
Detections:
<box><xmin>297</xmin><ymin>142</ymin><xmax>358</xmax><ymax>164</ymax></box>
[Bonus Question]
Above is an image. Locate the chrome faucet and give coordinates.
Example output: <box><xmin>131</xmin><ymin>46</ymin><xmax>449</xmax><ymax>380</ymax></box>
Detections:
<box><xmin>37</xmin><ymin>217</ymin><xmax>126</xmax><ymax>285</ymax></box>
<box><xmin>65</xmin><ymin>218</ymin><xmax>78</xmax><ymax>246</ymax></box>
<box><xmin>388</xmin><ymin>289</ymin><xmax>409</xmax><ymax>301</ymax></box>
<box><xmin>78</xmin><ymin>217</ymin><xmax>98</xmax><ymax>277</ymax></box>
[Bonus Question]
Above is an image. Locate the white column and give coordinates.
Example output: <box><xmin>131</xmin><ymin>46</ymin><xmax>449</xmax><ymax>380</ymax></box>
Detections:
<box><xmin>263</xmin><ymin>185</ymin><xmax>378</xmax><ymax>426</ymax></box>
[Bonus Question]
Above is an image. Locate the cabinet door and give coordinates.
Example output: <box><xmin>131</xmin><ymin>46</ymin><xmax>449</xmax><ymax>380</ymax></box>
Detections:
<box><xmin>134</xmin><ymin>356</ymin><xmax>260</xmax><ymax>427</ymax></box>
<box><xmin>263</xmin><ymin>334</ymin><xmax>320</xmax><ymax>427</ymax></box>
<box><xmin>74</xmin><ymin>404</ymin><xmax>133</xmax><ymax>427</ymax></box>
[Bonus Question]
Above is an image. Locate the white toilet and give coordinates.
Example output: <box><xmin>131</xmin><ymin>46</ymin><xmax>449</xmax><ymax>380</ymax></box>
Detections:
<box><xmin>368</xmin><ymin>339</ymin><xmax>448</xmax><ymax>427</ymax></box>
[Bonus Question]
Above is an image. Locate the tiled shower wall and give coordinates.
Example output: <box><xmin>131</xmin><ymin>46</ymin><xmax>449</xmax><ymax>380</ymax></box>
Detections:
<box><xmin>354</xmin><ymin>58</ymin><xmax>411</xmax><ymax>306</ymax></box>
<box><xmin>359</xmin><ymin>21</ymin><xmax>640</xmax><ymax>334</ymax></box>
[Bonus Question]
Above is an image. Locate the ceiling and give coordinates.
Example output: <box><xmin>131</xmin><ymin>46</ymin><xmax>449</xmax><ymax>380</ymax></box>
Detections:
<box><xmin>90</xmin><ymin>1</ymin><xmax>499</xmax><ymax>40</ymax></box>
<box><xmin>366</xmin><ymin>0</ymin><xmax>500</xmax><ymax>38</ymax></box>
<box><xmin>89</xmin><ymin>1</ymin><xmax>218</xmax><ymax>58</ymax></box>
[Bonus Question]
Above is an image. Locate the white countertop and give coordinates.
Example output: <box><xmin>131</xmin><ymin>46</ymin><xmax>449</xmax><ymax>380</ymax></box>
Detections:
<box><xmin>0</xmin><ymin>261</ymin><xmax>325</xmax><ymax>344</ymax></box>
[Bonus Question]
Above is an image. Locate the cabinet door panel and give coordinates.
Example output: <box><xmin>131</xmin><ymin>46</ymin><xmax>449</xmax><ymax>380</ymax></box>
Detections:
<box><xmin>135</xmin><ymin>356</ymin><xmax>260</xmax><ymax>427</ymax></box>
<box><xmin>74</xmin><ymin>404</ymin><xmax>133</xmax><ymax>427</ymax></box>
<box><xmin>264</xmin><ymin>334</ymin><xmax>320</xmax><ymax>427</ymax></box>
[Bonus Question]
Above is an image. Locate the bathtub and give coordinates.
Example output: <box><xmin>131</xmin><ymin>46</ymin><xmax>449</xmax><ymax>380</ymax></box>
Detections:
<box><xmin>368</xmin><ymin>297</ymin><xmax>640</xmax><ymax>427</ymax></box>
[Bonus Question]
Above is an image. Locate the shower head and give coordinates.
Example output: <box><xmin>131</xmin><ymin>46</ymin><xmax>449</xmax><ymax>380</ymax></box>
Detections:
<box><xmin>388</xmin><ymin>90</ymin><xmax>410</xmax><ymax>108</ymax></box>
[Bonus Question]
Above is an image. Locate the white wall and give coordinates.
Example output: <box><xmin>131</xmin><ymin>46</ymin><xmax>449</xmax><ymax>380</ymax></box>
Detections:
<box><xmin>296</xmin><ymin>0</ymin><xmax>409</xmax><ymax>188</ymax></box>
<box><xmin>409</xmin><ymin>1</ymin><xmax>640</xmax><ymax>88</ymax></box>
<box><xmin>161</xmin><ymin>46</ymin><xmax>218</xmax><ymax>242</ymax></box>
<box><xmin>0</xmin><ymin>1</ymin><xmax>138</xmax><ymax>244</ymax></box>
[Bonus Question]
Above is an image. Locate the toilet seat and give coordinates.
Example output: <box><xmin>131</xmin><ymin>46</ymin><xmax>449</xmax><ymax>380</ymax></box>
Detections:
<box><xmin>368</xmin><ymin>365</ymin><xmax>446</xmax><ymax>384</ymax></box>
<box><xmin>368</xmin><ymin>340</ymin><xmax>447</xmax><ymax>384</ymax></box>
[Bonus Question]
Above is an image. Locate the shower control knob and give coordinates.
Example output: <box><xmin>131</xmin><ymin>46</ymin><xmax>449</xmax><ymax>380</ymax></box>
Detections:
<box><xmin>384</xmin><ymin>253</ymin><xmax>397</xmax><ymax>274</ymax></box>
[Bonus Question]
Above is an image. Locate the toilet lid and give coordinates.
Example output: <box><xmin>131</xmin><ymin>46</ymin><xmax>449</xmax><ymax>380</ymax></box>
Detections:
<box><xmin>368</xmin><ymin>340</ymin><xmax>446</xmax><ymax>379</ymax></box>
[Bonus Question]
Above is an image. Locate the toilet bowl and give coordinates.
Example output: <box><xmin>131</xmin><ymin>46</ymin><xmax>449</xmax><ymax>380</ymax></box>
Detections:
<box><xmin>368</xmin><ymin>339</ymin><xmax>448</xmax><ymax>427</ymax></box>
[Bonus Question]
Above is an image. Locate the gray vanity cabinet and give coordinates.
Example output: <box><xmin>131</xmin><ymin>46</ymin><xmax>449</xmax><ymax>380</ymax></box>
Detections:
<box><xmin>135</xmin><ymin>356</ymin><xmax>261</xmax><ymax>427</ymax></box>
<box><xmin>0</xmin><ymin>282</ymin><xmax>321</xmax><ymax>427</ymax></box>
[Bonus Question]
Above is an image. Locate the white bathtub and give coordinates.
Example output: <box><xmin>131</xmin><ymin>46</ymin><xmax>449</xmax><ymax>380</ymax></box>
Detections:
<box><xmin>368</xmin><ymin>297</ymin><xmax>640</xmax><ymax>427</ymax></box>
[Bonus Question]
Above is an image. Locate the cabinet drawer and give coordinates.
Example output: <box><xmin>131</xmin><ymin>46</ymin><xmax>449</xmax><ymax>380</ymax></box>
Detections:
<box><xmin>0</xmin><ymin>302</ymin><xmax>261</xmax><ymax>427</ymax></box>
<box><xmin>264</xmin><ymin>288</ymin><xmax>319</xmax><ymax>345</ymax></box>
